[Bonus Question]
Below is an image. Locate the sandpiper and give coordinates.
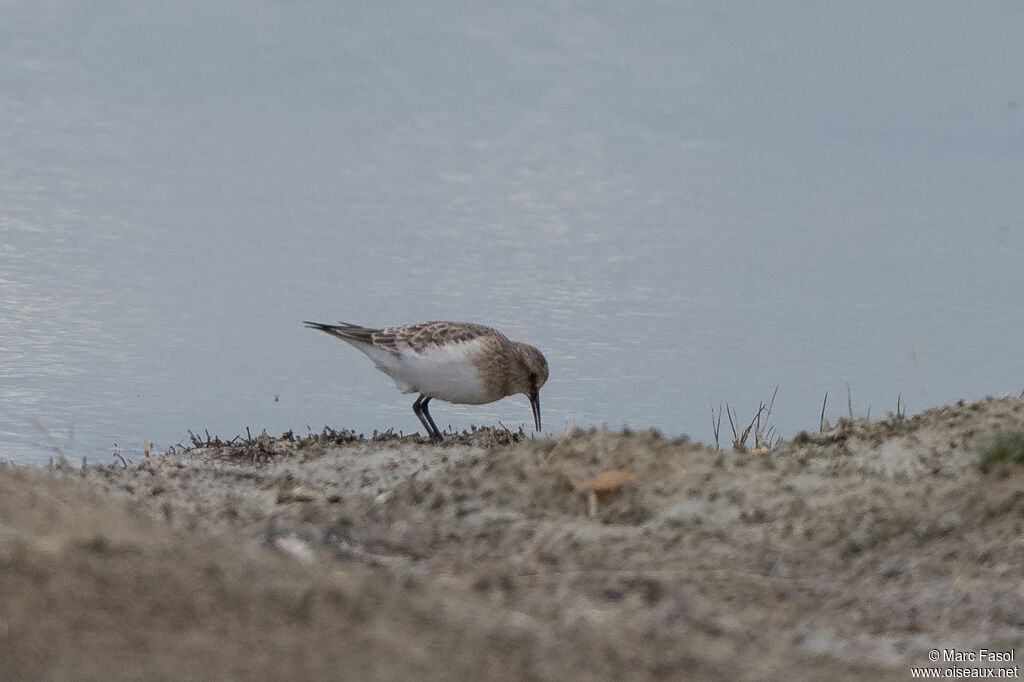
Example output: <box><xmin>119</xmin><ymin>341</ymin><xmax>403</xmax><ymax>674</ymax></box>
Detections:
<box><xmin>304</xmin><ymin>320</ymin><xmax>549</xmax><ymax>443</ymax></box>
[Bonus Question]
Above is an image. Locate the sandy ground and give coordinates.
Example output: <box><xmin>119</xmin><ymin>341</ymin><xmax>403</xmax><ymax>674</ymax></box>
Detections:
<box><xmin>3</xmin><ymin>397</ymin><xmax>1024</xmax><ymax>680</ymax></box>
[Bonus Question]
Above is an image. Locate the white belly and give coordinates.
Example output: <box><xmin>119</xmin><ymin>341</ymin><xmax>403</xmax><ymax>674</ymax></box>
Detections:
<box><xmin>361</xmin><ymin>341</ymin><xmax>493</xmax><ymax>404</ymax></box>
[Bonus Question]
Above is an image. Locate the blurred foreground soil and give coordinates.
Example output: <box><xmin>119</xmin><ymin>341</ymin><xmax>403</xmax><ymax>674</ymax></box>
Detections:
<box><xmin>3</xmin><ymin>398</ymin><xmax>1024</xmax><ymax>680</ymax></box>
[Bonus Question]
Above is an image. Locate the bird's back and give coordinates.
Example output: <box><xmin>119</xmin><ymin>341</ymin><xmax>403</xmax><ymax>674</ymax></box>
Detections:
<box><xmin>304</xmin><ymin>320</ymin><xmax>512</xmax><ymax>403</ymax></box>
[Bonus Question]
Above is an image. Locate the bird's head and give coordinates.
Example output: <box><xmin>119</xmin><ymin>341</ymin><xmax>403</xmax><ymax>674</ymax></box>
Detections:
<box><xmin>514</xmin><ymin>343</ymin><xmax>548</xmax><ymax>432</ymax></box>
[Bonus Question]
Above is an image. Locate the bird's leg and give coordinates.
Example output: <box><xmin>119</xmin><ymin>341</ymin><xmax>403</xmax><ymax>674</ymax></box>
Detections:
<box><xmin>413</xmin><ymin>394</ymin><xmax>443</xmax><ymax>443</ymax></box>
<box><xmin>412</xmin><ymin>394</ymin><xmax>429</xmax><ymax>435</ymax></box>
<box><xmin>420</xmin><ymin>396</ymin><xmax>444</xmax><ymax>443</ymax></box>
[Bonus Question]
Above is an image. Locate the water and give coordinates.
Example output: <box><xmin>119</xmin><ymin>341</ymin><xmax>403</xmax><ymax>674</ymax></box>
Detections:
<box><xmin>3</xmin><ymin>2</ymin><xmax>1023</xmax><ymax>466</ymax></box>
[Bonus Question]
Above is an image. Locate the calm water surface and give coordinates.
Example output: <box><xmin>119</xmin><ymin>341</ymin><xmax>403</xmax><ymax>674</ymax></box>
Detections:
<box><xmin>3</xmin><ymin>2</ymin><xmax>1023</xmax><ymax>465</ymax></box>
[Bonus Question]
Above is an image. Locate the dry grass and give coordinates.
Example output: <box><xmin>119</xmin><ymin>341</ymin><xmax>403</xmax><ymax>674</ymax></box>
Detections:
<box><xmin>711</xmin><ymin>386</ymin><xmax>779</xmax><ymax>453</ymax></box>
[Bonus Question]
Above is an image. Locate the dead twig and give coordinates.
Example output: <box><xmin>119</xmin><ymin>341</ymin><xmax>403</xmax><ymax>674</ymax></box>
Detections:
<box><xmin>726</xmin><ymin>402</ymin><xmax>761</xmax><ymax>453</ymax></box>
<box><xmin>111</xmin><ymin>443</ymin><xmax>128</xmax><ymax>468</ymax></box>
<box><xmin>710</xmin><ymin>400</ymin><xmax>723</xmax><ymax>450</ymax></box>
<box><xmin>737</xmin><ymin>406</ymin><xmax>760</xmax><ymax>453</ymax></box>
<box><xmin>725</xmin><ymin>402</ymin><xmax>738</xmax><ymax>448</ymax></box>
<box><xmin>819</xmin><ymin>391</ymin><xmax>829</xmax><ymax>433</ymax></box>
<box><xmin>753</xmin><ymin>385</ymin><xmax>779</xmax><ymax>449</ymax></box>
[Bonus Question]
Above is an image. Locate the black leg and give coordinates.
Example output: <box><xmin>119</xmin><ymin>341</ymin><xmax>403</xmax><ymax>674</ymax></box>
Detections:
<box><xmin>420</xmin><ymin>396</ymin><xmax>444</xmax><ymax>443</ymax></box>
<box><xmin>412</xmin><ymin>394</ymin><xmax>428</xmax><ymax>435</ymax></box>
<box><xmin>413</xmin><ymin>394</ymin><xmax>443</xmax><ymax>443</ymax></box>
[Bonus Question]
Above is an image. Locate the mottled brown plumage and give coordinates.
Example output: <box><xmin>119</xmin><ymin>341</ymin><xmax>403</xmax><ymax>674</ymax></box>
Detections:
<box><xmin>304</xmin><ymin>320</ymin><xmax>549</xmax><ymax>442</ymax></box>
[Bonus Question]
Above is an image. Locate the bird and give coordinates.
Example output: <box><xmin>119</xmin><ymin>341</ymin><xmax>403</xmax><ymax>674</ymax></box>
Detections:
<box><xmin>304</xmin><ymin>320</ymin><xmax>549</xmax><ymax>443</ymax></box>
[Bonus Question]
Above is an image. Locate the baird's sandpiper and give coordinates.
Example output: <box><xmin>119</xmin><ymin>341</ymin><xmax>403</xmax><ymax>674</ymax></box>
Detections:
<box><xmin>304</xmin><ymin>320</ymin><xmax>549</xmax><ymax>443</ymax></box>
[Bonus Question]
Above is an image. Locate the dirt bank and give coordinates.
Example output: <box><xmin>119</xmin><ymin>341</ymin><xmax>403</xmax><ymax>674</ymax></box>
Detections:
<box><xmin>3</xmin><ymin>397</ymin><xmax>1024</xmax><ymax>680</ymax></box>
